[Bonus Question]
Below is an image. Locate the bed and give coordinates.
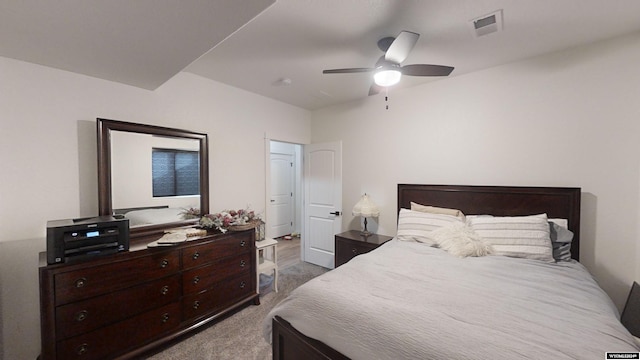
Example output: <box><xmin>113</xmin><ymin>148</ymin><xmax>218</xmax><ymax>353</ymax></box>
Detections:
<box><xmin>263</xmin><ymin>184</ymin><xmax>639</xmax><ymax>359</ymax></box>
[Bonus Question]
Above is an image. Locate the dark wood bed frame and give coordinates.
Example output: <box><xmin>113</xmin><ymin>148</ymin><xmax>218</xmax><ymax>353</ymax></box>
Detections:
<box><xmin>272</xmin><ymin>184</ymin><xmax>581</xmax><ymax>360</ymax></box>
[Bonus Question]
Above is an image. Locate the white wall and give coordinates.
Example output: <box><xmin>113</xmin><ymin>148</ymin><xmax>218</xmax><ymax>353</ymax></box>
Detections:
<box><xmin>312</xmin><ymin>32</ymin><xmax>640</xmax><ymax>311</ymax></box>
<box><xmin>0</xmin><ymin>56</ymin><xmax>311</xmax><ymax>360</ymax></box>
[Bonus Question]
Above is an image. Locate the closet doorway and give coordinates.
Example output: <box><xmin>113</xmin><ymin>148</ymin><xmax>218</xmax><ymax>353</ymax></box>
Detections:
<box><xmin>267</xmin><ymin>140</ymin><xmax>302</xmax><ymax>240</ymax></box>
<box><xmin>270</xmin><ymin>152</ymin><xmax>294</xmax><ymax>238</ymax></box>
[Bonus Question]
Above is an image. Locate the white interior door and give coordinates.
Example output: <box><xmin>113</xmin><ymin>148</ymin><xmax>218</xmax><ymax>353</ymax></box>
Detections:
<box><xmin>270</xmin><ymin>153</ymin><xmax>294</xmax><ymax>238</ymax></box>
<box><xmin>303</xmin><ymin>141</ymin><xmax>342</xmax><ymax>269</ymax></box>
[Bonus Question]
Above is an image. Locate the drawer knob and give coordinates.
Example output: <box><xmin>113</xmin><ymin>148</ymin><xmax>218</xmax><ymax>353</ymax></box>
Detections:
<box><xmin>161</xmin><ymin>313</ymin><xmax>170</xmax><ymax>323</ymax></box>
<box><xmin>239</xmin><ymin>240</ymin><xmax>246</xmax><ymax>247</ymax></box>
<box><xmin>193</xmin><ymin>300</ymin><xmax>200</xmax><ymax>309</ymax></box>
<box><xmin>240</xmin><ymin>260</ymin><xmax>246</xmax><ymax>268</ymax></box>
<box><xmin>193</xmin><ymin>276</ymin><xmax>200</xmax><ymax>284</ymax></box>
<box><xmin>160</xmin><ymin>259</ymin><xmax>169</xmax><ymax>268</ymax></box>
<box><xmin>240</xmin><ymin>281</ymin><xmax>246</xmax><ymax>289</ymax></box>
<box><xmin>352</xmin><ymin>248</ymin><xmax>358</xmax><ymax>255</ymax></box>
<box><xmin>76</xmin><ymin>343</ymin><xmax>88</xmax><ymax>355</ymax></box>
<box><xmin>160</xmin><ymin>285</ymin><xmax>169</xmax><ymax>295</ymax></box>
<box><xmin>75</xmin><ymin>277</ymin><xmax>87</xmax><ymax>288</ymax></box>
<box><xmin>192</xmin><ymin>252</ymin><xmax>200</xmax><ymax>260</ymax></box>
<box><xmin>75</xmin><ymin>310</ymin><xmax>88</xmax><ymax>322</ymax></box>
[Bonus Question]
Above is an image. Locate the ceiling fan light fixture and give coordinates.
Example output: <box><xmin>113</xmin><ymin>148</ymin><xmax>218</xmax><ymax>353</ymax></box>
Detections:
<box><xmin>322</xmin><ymin>31</ymin><xmax>453</xmax><ymax>95</ymax></box>
<box><xmin>374</xmin><ymin>68</ymin><xmax>401</xmax><ymax>87</ymax></box>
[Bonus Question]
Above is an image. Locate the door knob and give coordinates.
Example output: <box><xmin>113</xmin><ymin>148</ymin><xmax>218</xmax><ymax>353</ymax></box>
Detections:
<box><xmin>329</xmin><ymin>211</ymin><xmax>341</xmax><ymax>216</ymax></box>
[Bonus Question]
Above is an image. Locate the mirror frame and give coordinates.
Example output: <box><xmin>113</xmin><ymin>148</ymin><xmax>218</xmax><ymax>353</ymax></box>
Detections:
<box><xmin>97</xmin><ymin>118</ymin><xmax>209</xmax><ymax>241</ymax></box>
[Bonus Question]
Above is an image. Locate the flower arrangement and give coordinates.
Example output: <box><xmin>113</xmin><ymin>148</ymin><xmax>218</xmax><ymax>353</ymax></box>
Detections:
<box><xmin>199</xmin><ymin>208</ymin><xmax>259</xmax><ymax>233</ymax></box>
<box><xmin>180</xmin><ymin>207</ymin><xmax>201</xmax><ymax>220</ymax></box>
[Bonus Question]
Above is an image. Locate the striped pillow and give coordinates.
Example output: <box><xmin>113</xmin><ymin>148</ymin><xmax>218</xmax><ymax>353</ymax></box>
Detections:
<box><xmin>468</xmin><ymin>214</ymin><xmax>554</xmax><ymax>263</ymax></box>
<box><xmin>396</xmin><ymin>209</ymin><xmax>464</xmax><ymax>245</ymax></box>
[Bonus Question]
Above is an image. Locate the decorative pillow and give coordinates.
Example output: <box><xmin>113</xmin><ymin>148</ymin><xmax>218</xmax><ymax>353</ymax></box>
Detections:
<box><xmin>429</xmin><ymin>223</ymin><xmax>493</xmax><ymax>258</ymax></box>
<box><xmin>468</xmin><ymin>214</ymin><xmax>555</xmax><ymax>263</ymax></box>
<box><xmin>549</xmin><ymin>218</ymin><xmax>568</xmax><ymax>229</ymax></box>
<box><xmin>410</xmin><ymin>202</ymin><xmax>465</xmax><ymax>220</ymax></box>
<box><xmin>549</xmin><ymin>221</ymin><xmax>574</xmax><ymax>261</ymax></box>
<box><xmin>396</xmin><ymin>209</ymin><xmax>464</xmax><ymax>245</ymax></box>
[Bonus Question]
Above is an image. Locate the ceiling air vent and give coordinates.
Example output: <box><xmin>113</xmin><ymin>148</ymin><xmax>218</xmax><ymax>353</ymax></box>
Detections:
<box><xmin>469</xmin><ymin>10</ymin><xmax>503</xmax><ymax>37</ymax></box>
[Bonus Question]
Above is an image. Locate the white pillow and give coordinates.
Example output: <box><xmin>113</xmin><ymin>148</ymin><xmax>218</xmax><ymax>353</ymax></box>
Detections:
<box><xmin>549</xmin><ymin>218</ymin><xmax>568</xmax><ymax>229</ymax></box>
<box><xmin>468</xmin><ymin>214</ymin><xmax>554</xmax><ymax>263</ymax></box>
<box><xmin>549</xmin><ymin>220</ymin><xmax>574</xmax><ymax>262</ymax></box>
<box><xmin>429</xmin><ymin>223</ymin><xmax>493</xmax><ymax>258</ymax></box>
<box><xmin>396</xmin><ymin>209</ymin><xmax>464</xmax><ymax>245</ymax></box>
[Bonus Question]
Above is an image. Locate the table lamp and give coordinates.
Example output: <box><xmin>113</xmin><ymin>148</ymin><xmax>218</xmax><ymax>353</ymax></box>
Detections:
<box><xmin>352</xmin><ymin>193</ymin><xmax>380</xmax><ymax>236</ymax></box>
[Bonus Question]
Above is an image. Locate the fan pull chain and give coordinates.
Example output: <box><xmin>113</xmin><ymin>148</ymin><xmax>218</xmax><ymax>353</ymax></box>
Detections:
<box><xmin>385</xmin><ymin>88</ymin><xmax>390</xmax><ymax>110</ymax></box>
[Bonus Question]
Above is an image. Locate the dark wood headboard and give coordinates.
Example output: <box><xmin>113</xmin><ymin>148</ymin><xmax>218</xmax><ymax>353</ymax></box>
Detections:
<box><xmin>397</xmin><ymin>184</ymin><xmax>581</xmax><ymax>261</ymax></box>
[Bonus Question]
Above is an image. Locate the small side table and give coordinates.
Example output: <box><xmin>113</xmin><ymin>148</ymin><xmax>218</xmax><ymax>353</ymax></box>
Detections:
<box><xmin>256</xmin><ymin>238</ymin><xmax>278</xmax><ymax>294</ymax></box>
<box><xmin>335</xmin><ymin>230</ymin><xmax>393</xmax><ymax>267</ymax></box>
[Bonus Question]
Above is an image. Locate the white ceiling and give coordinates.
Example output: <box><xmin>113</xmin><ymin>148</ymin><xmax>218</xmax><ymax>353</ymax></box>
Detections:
<box><xmin>0</xmin><ymin>0</ymin><xmax>275</xmax><ymax>89</ymax></box>
<box><xmin>2</xmin><ymin>1</ymin><xmax>640</xmax><ymax>110</ymax></box>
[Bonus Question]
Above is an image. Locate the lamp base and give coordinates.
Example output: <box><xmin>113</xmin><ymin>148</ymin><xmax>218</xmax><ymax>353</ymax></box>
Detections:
<box><xmin>360</xmin><ymin>217</ymin><xmax>373</xmax><ymax>237</ymax></box>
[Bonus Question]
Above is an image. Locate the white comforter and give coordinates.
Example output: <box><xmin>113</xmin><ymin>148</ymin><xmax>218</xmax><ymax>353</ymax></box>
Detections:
<box><xmin>264</xmin><ymin>239</ymin><xmax>639</xmax><ymax>359</ymax></box>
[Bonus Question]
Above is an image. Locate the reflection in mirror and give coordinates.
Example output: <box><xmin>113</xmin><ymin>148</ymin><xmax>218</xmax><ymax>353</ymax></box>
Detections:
<box><xmin>110</xmin><ymin>131</ymin><xmax>201</xmax><ymax>227</ymax></box>
<box><xmin>97</xmin><ymin>118</ymin><xmax>209</xmax><ymax>240</ymax></box>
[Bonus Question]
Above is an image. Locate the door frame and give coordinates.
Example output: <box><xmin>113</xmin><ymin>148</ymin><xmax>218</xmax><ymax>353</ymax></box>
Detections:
<box><xmin>265</xmin><ymin>139</ymin><xmax>305</xmax><ymax>260</ymax></box>
<box><xmin>265</xmin><ymin>138</ymin><xmax>343</xmax><ymax>265</ymax></box>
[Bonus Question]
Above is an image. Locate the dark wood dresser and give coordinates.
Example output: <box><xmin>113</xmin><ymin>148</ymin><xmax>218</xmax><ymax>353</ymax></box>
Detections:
<box><xmin>334</xmin><ymin>230</ymin><xmax>393</xmax><ymax>267</ymax></box>
<box><xmin>39</xmin><ymin>229</ymin><xmax>258</xmax><ymax>360</ymax></box>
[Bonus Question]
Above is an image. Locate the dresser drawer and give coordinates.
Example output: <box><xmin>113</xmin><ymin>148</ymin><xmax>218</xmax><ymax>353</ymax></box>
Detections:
<box><xmin>54</xmin><ymin>250</ymin><xmax>179</xmax><ymax>305</ymax></box>
<box><xmin>182</xmin><ymin>273</ymin><xmax>253</xmax><ymax>321</ymax></box>
<box><xmin>182</xmin><ymin>252</ymin><xmax>251</xmax><ymax>295</ymax></box>
<box><xmin>182</xmin><ymin>232</ymin><xmax>252</xmax><ymax>269</ymax></box>
<box><xmin>55</xmin><ymin>274</ymin><xmax>180</xmax><ymax>340</ymax></box>
<box><xmin>56</xmin><ymin>301</ymin><xmax>180</xmax><ymax>360</ymax></box>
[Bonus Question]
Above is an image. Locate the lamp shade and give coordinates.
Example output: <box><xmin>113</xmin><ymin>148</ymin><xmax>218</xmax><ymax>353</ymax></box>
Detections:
<box><xmin>352</xmin><ymin>194</ymin><xmax>380</xmax><ymax>218</ymax></box>
<box><xmin>373</xmin><ymin>69</ymin><xmax>401</xmax><ymax>87</ymax></box>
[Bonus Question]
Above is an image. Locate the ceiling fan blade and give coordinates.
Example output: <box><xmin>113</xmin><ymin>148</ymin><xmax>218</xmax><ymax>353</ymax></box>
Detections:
<box><xmin>368</xmin><ymin>83</ymin><xmax>383</xmax><ymax>96</ymax></box>
<box><xmin>401</xmin><ymin>64</ymin><xmax>454</xmax><ymax>76</ymax></box>
<box><xmin>385</xmin><ymin>31</ymin><xmax>419</xmax><ymax>64</ymax></box>
<box><xmin>323</xmin><ymin>68</ymin><xmax>374</xmax><ymax>74</ymax></box>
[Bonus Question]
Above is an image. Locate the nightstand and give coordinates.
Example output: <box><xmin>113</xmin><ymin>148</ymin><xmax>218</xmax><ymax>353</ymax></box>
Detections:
<box><xmin>256</xmin><ymin>238</ymin><xmax>278</xmax><ymax>293</ymax></box>
<box><xmin>335</xmin><ymin>230</ymin><xmax>393</xmax><ymax>267</ymax></box>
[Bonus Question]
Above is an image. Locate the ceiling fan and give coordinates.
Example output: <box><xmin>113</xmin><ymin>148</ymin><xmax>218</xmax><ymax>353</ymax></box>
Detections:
<box><xmin>323</xmin><ymin>31</ymin><xmax>454</xmax><ymax>96</ymax></box>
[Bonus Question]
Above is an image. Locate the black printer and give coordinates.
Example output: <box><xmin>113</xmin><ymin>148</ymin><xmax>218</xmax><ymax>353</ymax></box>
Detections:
<box><xmin>46</xmin><ymin>216</ymin><xmax>129</xmax><ymax>264</ymax></box>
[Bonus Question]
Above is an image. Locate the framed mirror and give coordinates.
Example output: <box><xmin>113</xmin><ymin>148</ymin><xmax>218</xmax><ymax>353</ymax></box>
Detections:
<box><xmin>97</xmin><ymin>118</ymin><xmax>209</xmax><ymax>241</ymax></box>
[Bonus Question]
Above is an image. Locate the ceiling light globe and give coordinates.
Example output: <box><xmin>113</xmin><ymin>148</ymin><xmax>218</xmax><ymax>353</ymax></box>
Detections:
<box><xmin>374</xmin><ymin>69</ymin><xmax>401</xmax><ymax>87</ymax></box>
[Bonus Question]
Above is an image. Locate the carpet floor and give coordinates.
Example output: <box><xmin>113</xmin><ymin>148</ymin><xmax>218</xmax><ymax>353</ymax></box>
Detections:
<box><xmin>146</xmin><ymin>261</ymin><xmax>328</xmax><ymax>360</ymax></box>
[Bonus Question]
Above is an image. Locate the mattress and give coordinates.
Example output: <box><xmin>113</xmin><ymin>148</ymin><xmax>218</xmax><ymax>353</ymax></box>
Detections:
<box><xmin>264</xmin><ymin>239</ymin><xmax>639</xmax><ymax>359</ymax></box>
